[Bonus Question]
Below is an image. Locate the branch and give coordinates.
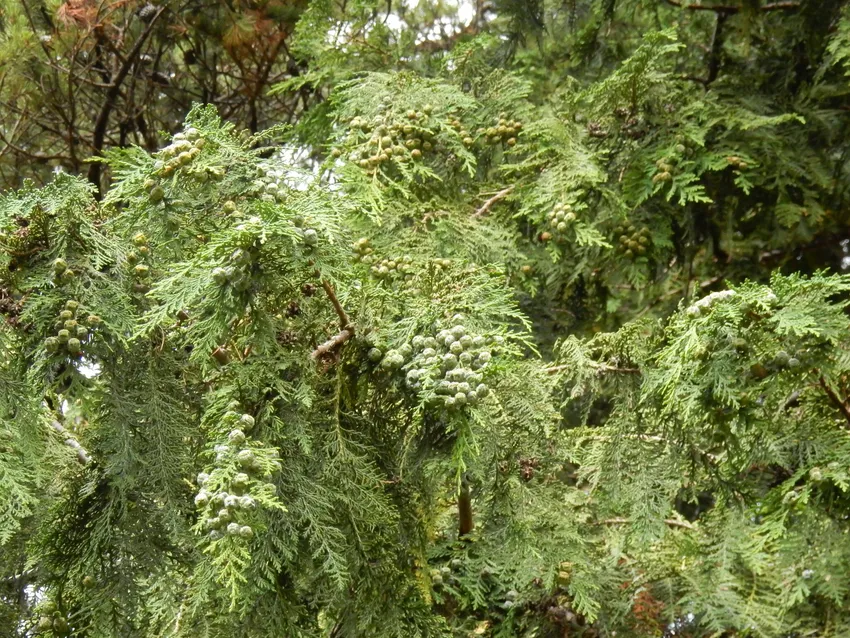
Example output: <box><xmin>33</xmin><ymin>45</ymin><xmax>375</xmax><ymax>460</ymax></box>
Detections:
<box><xmin>757</xmin><ymin>1</ymin><xmax>800</xmax><ymax>9</ymax></box>
<box><xmin>599</xmin><ymin>517</ymin><xmax>696</xmax><ymax>530</ymax></box>
<box><xmin>583</xmin><ymin>433</ymin><xmax>722</xmax><ymax>463</ymax></box>
<box><xmin>706</xmin><ymin>11</ymin><xmax>728</xmax><ymax>84</ymax></box>
<box><xmin>49</xmin><ymin>420</ymin><xmax>90</xmax><ymax>465</ymax></box>
<box><xmin>472</xmin><ymin>185</ymin><xmax>515</xmax><ymax>218</ymax></box>
<box><xmin>678</xmin><ymin>74</ymin><xmax>709</xmax><ymax>86</ymax></box>
<box><xmin>0</xmin><ymin>119</ymin><xmax>72</xmax><ymax>163</ymax></box>
<box><xmin>633</xmin><ymin>275</ymin><xmax>723</xmax><ymax>320</ymax></box>
<box><xmin>663</xmin><ymin>0</ymin><xmax>799</xmax><ymax>12</ymax></box>
<box><xmin>211</xmin><ymin>346</ymin><xmax>231</xmax><ymax>366</ymax></box>
<box><xmin>86</xmin><ymin>6</ymin><xmax>166</xmax><ymax>193</ymax></box>
<box><xmin>818</xmin><ymin>375</ymin><xmax>850</xmax><ymax>428</ymax></box>
<box><xmin>0</xmin><ymin>568</ymin><xmax>38</xmax><ymax>587</ymax></box>
<box><xmin>414</xmin><ymin>4</ymin><xmax>490</xmax><ymax>54</ymax></box>
<box><xmin>545</xmin><ymin>362</ymin><xmax>640</xmax><ymax>375</ymax></box>
<box><xmin>458</xmin><ymin>475</ymin><xmax>474</xmax><ymax>538</ymax></box>
<box><xmin>321</xmin><ymin>280</ymin><xmax>350</xmax><ymax>330</ymax></box>
<box><xmin>311</xmin><ymin>280</ymin><xmax>355</xmax><ymax>361</ymax></box>
<box><xmin>311</xmin><ymin>328</ymin><xmax>354</xmax><ymax>360</ymax></box>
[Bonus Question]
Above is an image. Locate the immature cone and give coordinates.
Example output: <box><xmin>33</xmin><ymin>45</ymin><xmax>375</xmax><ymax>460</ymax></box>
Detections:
<box><xmin>211</xmin><ymin>346</ymin><xmax>230</xmax><ymax>365</ymax></box>
<box><xmin>67</xmin><ymin>338</ymin><xmax>82</xmax><ymax>354</ymax></box>
<box><xmin>301</xmin><ymin>282</ymin><xmax>317</xmax><ymax>297</ymax></box>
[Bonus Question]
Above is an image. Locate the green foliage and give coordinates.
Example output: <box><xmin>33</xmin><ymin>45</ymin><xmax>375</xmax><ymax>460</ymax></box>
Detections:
<box><xmin>553</xmin><ymin>273</ymin><xmax>850</xmax><ymax>633</ymax></box>
<box><xmin>2</xmin><ymin>0</ymin><xmax>850</xmax><ymax>636</ymax></box>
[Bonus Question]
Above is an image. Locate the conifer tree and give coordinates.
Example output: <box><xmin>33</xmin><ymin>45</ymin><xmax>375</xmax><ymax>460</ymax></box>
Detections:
<box><xmin>0</xmin><ymin>0</ymin><xmax>311</xmax><ymax>190</ymax></box>
<box><xmin>2</xmin><ymin>1</ymin><xmax>850</xmax><ymax>636</ymax></box>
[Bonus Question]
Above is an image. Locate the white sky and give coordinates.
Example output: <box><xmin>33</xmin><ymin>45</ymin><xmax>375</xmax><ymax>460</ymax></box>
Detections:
<box><xmin>382</xmin><ymin>0</ymin><xmax>477</xmax><ymax>41</ymax></box>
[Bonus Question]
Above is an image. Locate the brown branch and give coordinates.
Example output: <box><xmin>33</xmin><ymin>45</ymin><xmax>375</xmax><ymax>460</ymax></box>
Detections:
<box><xmin>211</xmin><ymin>346</ymin><xmax>231</xmax><ymax>366</ymax></box>
<box><xmin>633</xmin><ymin>275</ymin><xmax>723</xmax><ymax>320</ymax></box>
<box><xmin>311</xmin><ymin>328</ymin><xmax>354</xmax><ymax>360</ymax></box>
<box><xmin>663</xmin><ymin>0</ymin><xmax>799</xmax><ymax>12</ymax></box>
<box><xmin>706</xmin><ymin>11</ymin><xmax>727</xmax><ymax>84</ymax></box>
<box><xmin>0</xmin><ymin>114</ymin><xmax>25</xmax><ymax>161</ymax></box>
<box><xmin>545</xmin><ymin>362</ymin><xmax>640</xmax><ymax>375</ymax></box>
<box><xmin>321</xmin><ymin>280</ymin><xmax>350</xmax><ymax>330</ymax></box>
<box><xmin>599</xmin><ymin>517</ymin><xmax>696</xmax><ymax>530</ymax></box>
<box><xmin>49</xmin><ymin>420</ymin><xmax>90</xmax><ymax>466</ymax></box>
<box><xmin>6</xmin><ymin>245</ymin><xmax>45</xmax><ymax>258</ymax></box>
<box><xmin>86</xmin><ymin>6</ymin><xmax>166</xmax><ymax>193</ymax></box>
<box><xmin>0</xmin><ymin>568</ymin><xmax>38</xmax><ymax>587</ymax></box>
<box><xmin>746</xmin><ymin>0</ymin><xmax>800</xmax><ymax>9</ymax></box>
<box><xmin>584</xmin><ymin>433</ymin><xmax>665</xmax><ymax>444</ymax></box>
<box><xmin>818</xmin><ymin>375</ymin><xmax>850</xmax><ymax>428</ymax></box>
<box><xmin>458</xmin><ymin>476</ymin><xmax>474</xmax><ymax>538</ymax></box>
<box><xmin>677</xmin><ymin>73</ymin><xmax>709</xmax><ymax>86</ymax></box>
<box><xmin>472</xmin><ymin>185</ymin><xmax>515</xmax><ymax>218</ymax></box>
<box><xmin>415</xmin><ymin>2</ymin><xmax>493</xmax><ymax>53</ymax></box>
<box><xmin>311</xmin><ymin>281</ymin><xmax>355</xmax><ymax>361</ymax></box>
<box><xmin>0</xmin><ymin>121</ymin><xmax>72</xmax><ymax>163</ymax></box>
<box><xmin>583</xmin><ymin>433</ymin><xmax>722</xmax><ymax>463</ymax></box>
<box><xmin>758</xmin><ymin>231</ymin><xmax>850</xmax><ymax>264</ymax></box>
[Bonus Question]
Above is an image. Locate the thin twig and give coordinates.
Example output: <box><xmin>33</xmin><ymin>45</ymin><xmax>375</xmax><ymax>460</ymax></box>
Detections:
<box><xmin>633</xmin><ymin>275</ymin><xmax>723</xmax><ymax>320</ymax></box>
<box><xmin>582</xmin><ymin>433</ymin><xmax>722</xmax><ymax>463</ymax></box>
<box><xmin>0</xmin><ymin>568</ymin><xmax>38</xmax><ymax>587</ymax></box>
<box><xmin>705</xmin><ymin>12</ymin><xmax>728</xmax><ymax>84</ymax></box>
<box><xmin>49</xmin><ymin>420</ymin><xmax>91</xmax><ymax>465</ymax></box>
<box><xmin>311</xmin><ymin>280</ymin><xmax>354</xmax><ymax>361</ymax></box>
<box><xmin>545</xmin><ymin>362</ymin><xmax>640</xmax><ymax>375</ymax></box>
<box><xmin>311</xmin><ymin>328</ymin><xmax>354</xmax><ymax>360</ymax></box>
<box><xmin>321</xmin><ymin>280</ymin><xmax>350</xmax><ymax>330</ymax></box>
<box><xmin>663</xmin><ymin>0</ymin><xmax>799</xmax><ymax>12</ymax></box>
<box><xmin>818</xmin><ymin>375</ymin><xmax>850</xmax><ymax>428</ymax></box>
<box><xmin>583</xmin><ymin>433</ymin><xmax>665</xmax><ymax>444</ymax></box>
<box><xmin>472</xmin><ymin>185</ymin><xmax>515</xmax><ymax>218</ymax></box>
<box><xmin>599</xmin><ymin>517</ymin><xmax>696</xmax><ymax>530</ymax></box>
<box><xmin>86</xmin><ymin>6</ymin><xmax>166</xmax><ymax>192</ymax></box>
<box><xmin>414</xmin><ymin>3</ymin><xmax>493</xmax><ymax>53</ymax></box>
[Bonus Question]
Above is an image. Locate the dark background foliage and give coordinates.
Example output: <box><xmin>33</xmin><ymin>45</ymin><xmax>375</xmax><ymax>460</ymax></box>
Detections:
<box><xmin>2</xmin><ymin>0</ymin><xmax>850</xmax><ymax>636</ymax></box>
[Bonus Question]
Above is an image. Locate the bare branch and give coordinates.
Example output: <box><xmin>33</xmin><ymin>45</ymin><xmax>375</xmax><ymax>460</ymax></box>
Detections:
<box><xmin>545</xmin><ymin>362</ymin><xmax>640</xmax><ymax>375</ymax></box>
<box><xmin>633</xmin><ymin>275</ymin><xmax>724</xmax><ymax>320</ymax></box>
<box><xmin>311</xmin><ymin>328</ymin><xmax>354</xmax><ymax>360</ymax></box>
<box><xmin>0</xmin><ymin>568</ymin><xmax>38</xmax><ymax>587</ymax></box>
<box><xmin>458</xmin><ymin>475</ymin><xmax>474</xmax><ymax>537</ymax></box>
<box><xmin>321</xmin><ymin>280</ymin><xmax>351</xmax><ymax>330</ymax></box>
<box><xmin>706</xmin><ymin>12</ymin><xmax>728</xmax><ymax>84</ymax></box>
<box><xmin>472</xmin><ymin>185</ymin><xmax>515</xmax><ymax>218</ymax></box>
<box><xmin>663</xmin><ymin>0</ymin><xmax>799</xmax><ymax>13</ymax></box>
<box><xmin>818</xmin><ymin>375</ymin><xmax>850</xmax><ymax>428</ymax></box>
<box><xmin>49</xmin><ymin>420</ymin><xmax>90</xmax><ymax>466</ymax></box>
<box><xmin>415</xmin><ymin>2</ymin><xmax>493</xmax><ymax>52</ymax></box>
<box><xmin>308</xmin><ymin>280</ymin><xmax>356</xmax><ymax>362</ymax></box>
<box><xmin>86</xmin><ymin>6</ymin><xmax>166</xmax><ymax>193</ymax></box>
<box><xmin>599</xmin><ymin>517</ymin><xmax>696</xmax><ymax>530</ymax></box>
